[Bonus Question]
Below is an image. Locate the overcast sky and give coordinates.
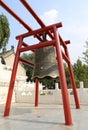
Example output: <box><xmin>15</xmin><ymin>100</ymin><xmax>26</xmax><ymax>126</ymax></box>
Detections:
<box><xmin>0</xmin><ymin>0</ymin><xmax>88</xmax><ymax>64</ymax></box>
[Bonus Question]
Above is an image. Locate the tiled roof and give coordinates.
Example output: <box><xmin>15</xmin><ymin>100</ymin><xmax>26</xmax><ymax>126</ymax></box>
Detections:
<box><xmin>0</xmin><ymin>49</ymin><xmax>15</xmax><ymax>58</ymax></box>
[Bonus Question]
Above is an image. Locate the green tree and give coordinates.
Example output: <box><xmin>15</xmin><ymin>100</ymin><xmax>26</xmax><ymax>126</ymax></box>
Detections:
<box><xmin>73</xmin><ymin>59</ymin><xmax>88</xmax><ymax>81</ymax></box>
<box><xmin>21</xmin><ymin>52</ymin><xmax>34</xmax><ymax>81</ymax></box>
<box><xmin>82</xmin><ymin>41</ymin><xmax>88</xmax><ymax>64</ymax></box>
<box><xmin>0</xmin><ymin>14</ymin><xmax>10</xmax><ymax>52</ymax></box>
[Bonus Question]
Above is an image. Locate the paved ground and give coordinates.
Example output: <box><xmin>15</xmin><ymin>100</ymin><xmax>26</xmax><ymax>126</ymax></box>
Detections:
<box><xmin>0</xmin><ymin>103</ymin><xmax>88</xmax><ymax>130</ymax></box>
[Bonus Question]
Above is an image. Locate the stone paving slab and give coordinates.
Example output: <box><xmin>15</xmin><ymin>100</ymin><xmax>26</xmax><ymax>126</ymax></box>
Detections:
<box><xmin>0</xmin><ymin>103</ymin><xmax>88</xmax><ymax>130</ymax></box>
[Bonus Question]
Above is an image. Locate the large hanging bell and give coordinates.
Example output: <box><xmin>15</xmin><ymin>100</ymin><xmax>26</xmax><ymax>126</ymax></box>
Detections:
<box><xmin>32</xmin><ymin>33</ymin><xmax>59</xmax><ymax>80</ymax></box>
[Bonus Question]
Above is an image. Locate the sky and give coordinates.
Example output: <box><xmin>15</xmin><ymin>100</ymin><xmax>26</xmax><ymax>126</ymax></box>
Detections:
<box><xmin>0</xmin><ymin>0</ymin><xmax>88</xmax><ymax>64</ymax></box>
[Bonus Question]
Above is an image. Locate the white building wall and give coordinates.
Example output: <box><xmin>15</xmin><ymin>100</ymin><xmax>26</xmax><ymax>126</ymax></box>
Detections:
<box><xmin>4</xmin><ymin>54</ymin><xmax>26</xmax><ymax>76</ymax></box>
<box><xmin>0</xmin><ymin>63</ymin><xmax>88</xmax><ymax>105</ymax></box>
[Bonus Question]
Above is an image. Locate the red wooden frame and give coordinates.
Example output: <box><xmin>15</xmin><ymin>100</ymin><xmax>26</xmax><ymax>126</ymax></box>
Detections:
<box><xmin>0</xmin><ymin>0</ymin><xmax>80</xmax><ymax>125</ymax></box>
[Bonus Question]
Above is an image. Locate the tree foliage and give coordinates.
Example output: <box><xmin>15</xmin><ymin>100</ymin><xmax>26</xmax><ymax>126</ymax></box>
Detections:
<box><xmin>0</xmin><ymin>14</ymin><xmax>10</xmax><ymax>52</ymax></box>
<box><xmin>72</xmin><ymin>59</ymin><xmax>88</xmax><ymax>88</ymax></box>
<box><xmin>64</xmin><ymin>59</ymin><xmax>88</xmax><ymax>88</ymax></box>
<box><xmin>21</xmin><ymin>52</ymin><xmax>88</xmax><ymax>88</ymax></box>
<box><xmin>82</xmin><ymin>41</ymin><xmax>88</xmax><ymax>64</ymax></box>
<box><xmin>21</xmin><ymin>53</ymin><xmax>34</xmax><ymax>81</ymax></box>
<box><xmin>73</xmin><ymin>59</ymin><xmax>88</xmax><ymax>81</ymax></box>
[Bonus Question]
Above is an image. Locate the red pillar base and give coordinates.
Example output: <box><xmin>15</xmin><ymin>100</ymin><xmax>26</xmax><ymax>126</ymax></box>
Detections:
<box><xmin>35</xmin><ymin>79</ymin><xmax>39</xmax><ymax>107</ymax></box>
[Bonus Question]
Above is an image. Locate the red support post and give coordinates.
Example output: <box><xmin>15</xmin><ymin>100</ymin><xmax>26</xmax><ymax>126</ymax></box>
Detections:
<box><xmin>53</xmin><ymin>25</ymin><xmax>73</xmax><ymax>125</ymax></box>
<box><xmin>65</xmin><ymin>48</ymin><xmax>80</xmax><ymax>109</ymax></box>
<box><xmin>35</xmin><ymin>79</ymin><xmax>39</xmax><ymax>107</ymax></box>
<box><xmin>4</xmin><ymin>38</ymin><xmax>23</xmax><ymax>116</ymax></box>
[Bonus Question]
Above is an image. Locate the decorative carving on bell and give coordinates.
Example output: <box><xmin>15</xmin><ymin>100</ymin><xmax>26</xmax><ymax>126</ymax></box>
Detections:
<box><xmin>32</xmin><ymin>33</ymin><xmax>59</xmax><ymax>80</ymax></box>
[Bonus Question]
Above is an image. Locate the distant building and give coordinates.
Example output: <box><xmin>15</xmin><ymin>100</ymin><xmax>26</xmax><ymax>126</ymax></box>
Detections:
<box><xmin>0</xmin><ymin>46</ymin><xmax>26</xmax><ymax>82</ymax></box>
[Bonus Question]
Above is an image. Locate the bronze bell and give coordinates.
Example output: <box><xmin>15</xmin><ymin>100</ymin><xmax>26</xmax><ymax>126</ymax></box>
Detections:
<box><xmin>32</xmin><ymin>33</ymin><xmax>59</xmax><ymax>80</ymax></box>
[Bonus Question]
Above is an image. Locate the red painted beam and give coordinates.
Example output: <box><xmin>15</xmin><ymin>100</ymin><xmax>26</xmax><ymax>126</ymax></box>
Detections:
<box><xmin>22</xmin><ymin>42</ymin><xmax>35</xmax><ymax>52</ymax></box>
<box><xmin>16</xmin><ymin>22</ymin><xmax>62</xmax><ymax>39</ymax></box>
<box><xmin>20</xmin><ymin>0</ymin><xmax>54</xmax><ymax>39</ymax></box>
<box><xmin>0</xmin><ymin>0</ymin><xmax>32</xmax><ymax>31</ymax></box>
<box><xmin>20</xmin><ymin>0</ymin><xmax>69</xmax><ymax>51</ymax></box>
<box><xmin>20</xmin><ymin>0</ymin><xmax>72</xmax><ymax>53</ymax></box>
<box><xmin>65</xmin><ymin>48</ymin><xmax>80</xmax><ymax>109</ymax></box>
<box><xmin>59</xmin><ymin>35</ymin><xmax>67</xmax><ymax>49</ymax></box>
<box><xmin>20</xmin><ymin>0</ymin><xmax>45</xmax><ymax>28</ymax></box>
<box><xmin>0</xmin><ymin>0</ymin><xmax>42</xmax><ymax>41</ymax></box>
<box><xmin>19</xmin><ymin>40</ymin><xmax>55</xmax><ymax>53</ymax></box>
<box><xmin>22</xmin><ymin>42</ymin><xmax>29</xmax><ymax>47</ymax></box>
<box><xmin>19</xmin><ymin>57</ymin><xmax>34</xmax><ymax>67</ymax></box>
<box><xmin>61</xmin><ymin>51</ymin><xmax>70</xmax><ymax>63</ymax></box>
<box><xmin>65</xmin><ymin>40</ymin><xmax>70</xmax><ymax>44</ymax></box>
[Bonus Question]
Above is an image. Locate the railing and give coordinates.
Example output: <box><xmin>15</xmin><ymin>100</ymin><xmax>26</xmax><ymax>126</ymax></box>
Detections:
<box><xmin>0</xmin><ymin>82</ymin><xmax>9</xmax><ymax>87</ymax></box>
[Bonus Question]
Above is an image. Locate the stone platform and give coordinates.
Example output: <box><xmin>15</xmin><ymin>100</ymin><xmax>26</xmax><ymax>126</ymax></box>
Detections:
<box><xmin>0</xmin><ymin>103</ymin><xmax>88</xmax><ymax>130</ymax></box>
